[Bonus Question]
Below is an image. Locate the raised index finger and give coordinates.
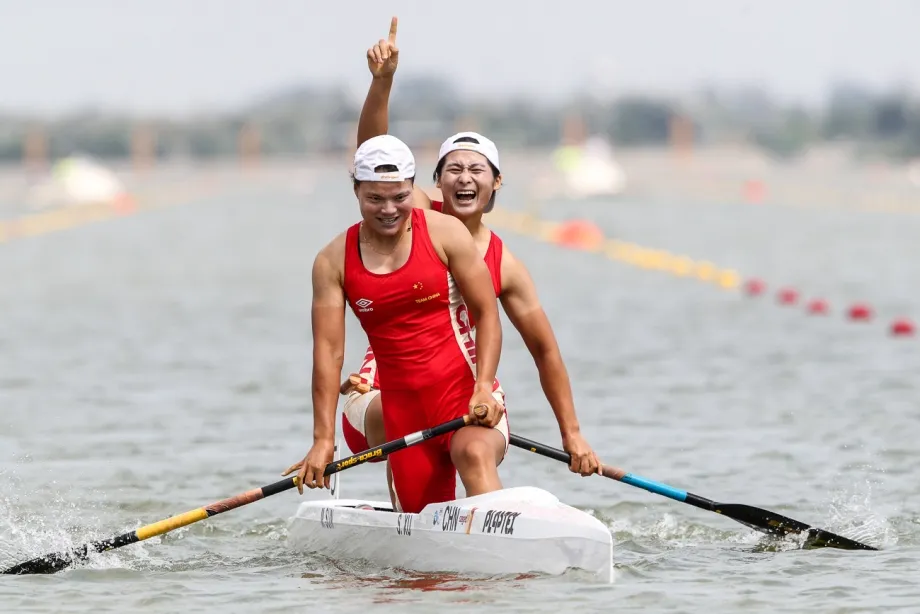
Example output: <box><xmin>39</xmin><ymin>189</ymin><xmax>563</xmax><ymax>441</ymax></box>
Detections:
<box><xmin>387</xmin><ymin>16</ymin><xmax>398</xmax><ymax>44</ymax></box>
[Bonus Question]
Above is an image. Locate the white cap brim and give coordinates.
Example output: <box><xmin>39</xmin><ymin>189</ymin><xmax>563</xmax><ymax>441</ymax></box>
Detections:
<box><xmin>437</xmin><ymin>132</ymin><xmax>500</xmax><ymax>172</ymax></box>
<box><xmin>354</xmin><ymin>134</ymin><xmax>416</xmax><ymax>181</ymax></box>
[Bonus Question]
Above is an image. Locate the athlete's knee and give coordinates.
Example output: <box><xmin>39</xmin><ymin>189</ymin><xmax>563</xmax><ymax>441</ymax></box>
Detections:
<box><xmin>451</xmin><ymin>431</ymin><xmax>499</xmax><ymax>470</ymax></box>
<box><xmin>363</xmin><ymin>393</ymin><xmax>386</xmax><ymax>446</ymax></box>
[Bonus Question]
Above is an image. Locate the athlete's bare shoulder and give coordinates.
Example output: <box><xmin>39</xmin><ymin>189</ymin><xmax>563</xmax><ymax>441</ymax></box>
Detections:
<box><xmin>318</xmin><ymin>229</ymin><xmax>348</xmax><ymax>260</ymax></box>
<box><xmin>422</xmin><ymin>208</ymin><xmax>475</xmax><ymax>263</ymax></box>
<box><xmin>313</xmin><ymin>230</ymin><xmax>348</xmax><ymax>287</ymax></box>
<box><xmin>412</xmin><ymin>185</ymin><xmax>433</xmax><ymax>210</ymax></box>
<box><xmin>498</xmin><ymin>243</ymin><xmax>532</xmax><ymax>295</ymax></box>
<box><xmin>422</xmin><ymin>206</ymin><xmax>467</xmax><ymax>236</ymax></box>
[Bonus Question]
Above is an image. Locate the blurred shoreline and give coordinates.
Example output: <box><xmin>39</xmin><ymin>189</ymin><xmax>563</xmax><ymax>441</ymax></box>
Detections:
<box><xmin>2</xmin><ymin>143</ymin><xmax>918</xmax><ymax>220</ymax></box>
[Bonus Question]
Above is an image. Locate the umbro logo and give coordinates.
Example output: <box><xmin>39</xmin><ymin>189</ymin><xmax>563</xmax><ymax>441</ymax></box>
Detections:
<box><xmin>355</xmin><ymin>298</ymin><xmax>374</xmax><ymax>313</ymax></box>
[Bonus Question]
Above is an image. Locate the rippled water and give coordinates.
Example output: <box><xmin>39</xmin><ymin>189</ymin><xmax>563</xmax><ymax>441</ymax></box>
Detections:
<box><xmin>2</xmin><ymin>163</ymin><xmax>919</xmax><ymax>612</ymax></box>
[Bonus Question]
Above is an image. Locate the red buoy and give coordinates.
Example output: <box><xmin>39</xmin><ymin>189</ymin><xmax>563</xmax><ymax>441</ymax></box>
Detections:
<box><xmin>806</xmin><ymin>298</ymin><xmax>829</xmax><ymax>315</ymax></box>
<box><xmin>890</xmin><ymin>318</ymin><xmax>915</xmax><ymax>337</ymax></box>
<box><xmin>848</xmin><ymin>303</ymin><xmax>873</xmax><ymax>321</ymax></box>
<box><xmin>777</xmin><ymin>287</ymin><xmax>799</xmax><ymax>305</ymax></box>
<box><xmin>554</xmin><ymin>220</ymin><xmax>604</xmax><ymax>251</ymax></box>
<box><xmin>744</xmin><ymin>278</ymin><xmax>766</xmax><ymax>296</ymax></box>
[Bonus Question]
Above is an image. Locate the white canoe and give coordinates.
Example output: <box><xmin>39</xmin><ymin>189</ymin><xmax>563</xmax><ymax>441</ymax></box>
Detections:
<box><xmin>287</xmin><ymin>486</ymin><xmax>614</xmax><ymax>582</ymax></box>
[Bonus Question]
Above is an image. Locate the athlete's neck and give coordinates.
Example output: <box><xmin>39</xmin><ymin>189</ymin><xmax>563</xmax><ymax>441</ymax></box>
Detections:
<box><xmin>462</xmin><ymin>215</ymin><xmax>491</xmax><ymax>243</ymax></box>
<box><xmin>360</xmin><ymin>218</ymin><xmax>411</xmax><ymax>254</ymax></box>
<box><xmin>440</xmin><ymin>203</ymin><xmax>490</xmax><ymax>245</ymax></box>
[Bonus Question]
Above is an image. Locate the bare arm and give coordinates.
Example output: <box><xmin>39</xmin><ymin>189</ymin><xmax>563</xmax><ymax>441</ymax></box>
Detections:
<box><xmin>427</xmin><ymin>211</ymin><xmax>502</xmax><ymax>390</ymax></box>
<box><xmin>358</xmin><ymin>17</ymin><xmax>398</xmax><ymax>146</ymax></box>
<box><xmin>311</xmin><ymin>238</ymin><xmax>347</xmax><ymax>444</ymax></box>
<box><xmin>356</xmin><ymin>76</ymin><xmax>432</xmax><ymax>209</ymax></box>
<box><xmin>357</xmin><ymin>76</ymin><xmax>393</xmax><ymax>148</ymax></box>
<box><xmin>358</xmin><ymin>17</ymin><xmax>432</xmax><ymax>209</ymax></box>
<box><xmin>499</xmin><ymin>248</ymin><xmax>582</xmax><ymax>438</ymax></box>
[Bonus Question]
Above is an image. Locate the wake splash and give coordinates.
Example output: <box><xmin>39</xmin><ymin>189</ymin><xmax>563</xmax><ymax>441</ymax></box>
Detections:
<box><xmin>0</xmin><ymin>470</ymin><xmax>170</xmax><ymax>574</ymax></box>
<box><xmin>589</xmin><ymin>474</ymin><xmax>895</xmax><ymax>557</ymax></box>
<box><xmin>809</xmin><ymin>476</ymin><xmax>896</xmax><ymax>550</ymax></box>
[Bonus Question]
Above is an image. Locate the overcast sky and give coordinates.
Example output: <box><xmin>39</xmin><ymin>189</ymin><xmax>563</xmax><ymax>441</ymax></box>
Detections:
<box><xmin>1</xmin><ymin>0</ymin><xmax>916</xmax><ymax>116</ymax></box>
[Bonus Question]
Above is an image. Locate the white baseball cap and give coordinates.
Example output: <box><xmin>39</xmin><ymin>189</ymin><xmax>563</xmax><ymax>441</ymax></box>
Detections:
<box><xmin>437</xmin><ymin>132</ymin><xmax>500</xmax><ymax>172</ymax></box>
<box><xmin>353</xmin><ymin>134</ymin><xmax>416</xmax><ymax>181</ymax></box>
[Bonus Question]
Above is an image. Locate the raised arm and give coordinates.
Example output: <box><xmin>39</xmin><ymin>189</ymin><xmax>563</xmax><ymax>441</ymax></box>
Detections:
<box><xmin>357</xmin><ymin>17</ymin><xmax>398</xmax><ymax>147</ymax></box>
<box><xmin>358</xmin><ymin>17</ymin><xmax>432</xmax><ymax>209</ymax></box>
<box><xmin>498</xmin><ymin>248</ymin><xmax>600</xmax><ymax>476</ymax></box>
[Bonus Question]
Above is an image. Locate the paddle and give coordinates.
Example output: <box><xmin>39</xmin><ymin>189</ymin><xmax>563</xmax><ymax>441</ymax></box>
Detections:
<box><xmin>2</xmin><ymin>414</ymin><xmax>474</xmax><ymax>575</ymax></box>
<box><xmin>509</xmin><ymin>433</ymin><xmax>877</xmax><ymax>551</ymax></box>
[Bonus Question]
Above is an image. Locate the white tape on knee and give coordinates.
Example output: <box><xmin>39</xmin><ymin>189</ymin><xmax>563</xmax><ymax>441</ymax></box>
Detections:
<box><xmin>343</xmin><ymin>389</ymin><xmax>380</xmax><ymax>436</ymax></box>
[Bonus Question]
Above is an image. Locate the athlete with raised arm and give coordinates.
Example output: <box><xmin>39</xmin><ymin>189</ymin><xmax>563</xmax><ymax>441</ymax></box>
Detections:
<box><xmin>339</xmin><ymin>18</ymin><xmax>601</xmax><ymax>501</ymax></box>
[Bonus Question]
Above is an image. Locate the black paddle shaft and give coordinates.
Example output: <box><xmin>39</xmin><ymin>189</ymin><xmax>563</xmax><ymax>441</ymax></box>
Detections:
<box><xmin>2</xmin><ymin>415</ymin><xmax>473</xmax><ymax>575</ymax></box>
<box><xmin>508</xmin><ymin>434</ymin><xmax>877</xmax><ymax>551</ymax></box>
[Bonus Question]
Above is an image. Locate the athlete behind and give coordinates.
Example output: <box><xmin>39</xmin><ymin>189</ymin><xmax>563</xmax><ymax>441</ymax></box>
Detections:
<box><xmin>284</xmin><ymin>135</ymin><xmax>508</xmax><ymax>514</ymax></box>
<box><xmin>339</xmin><ymin>16</ymin><xmax>601</xmax><ymax>481</ymax></box>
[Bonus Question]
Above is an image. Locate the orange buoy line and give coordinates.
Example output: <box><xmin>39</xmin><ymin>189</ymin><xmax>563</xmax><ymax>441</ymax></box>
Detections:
<box><xmin>487</xmin><ymin>206</ymin><xmax>916</xmax><ymax>340</ymax></box>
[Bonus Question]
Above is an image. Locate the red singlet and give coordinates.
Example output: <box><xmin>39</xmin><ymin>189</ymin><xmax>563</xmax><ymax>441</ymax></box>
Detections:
<box><xmin>344</xmin><ymin>207</ymin><xmax>478</xmax><ymax>390</ymax></box>
<box><xmin>343</xmin><ymin>208</ymin><xmax>499</xmax><ymax>513</ymax></box>
<box><xmin>355</xmin><ymin>201</ymin><xmax>503</xmax><ymax>390</ymax></box>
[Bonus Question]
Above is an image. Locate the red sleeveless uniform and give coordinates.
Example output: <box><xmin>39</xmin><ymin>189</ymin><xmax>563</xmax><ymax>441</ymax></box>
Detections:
<box><xmin>351</xmin><ymin>201</ymin><xmax>502</xmax><ymax>389</ymax></box>
<box><xmin>341</xmin><ymin>203</ymin><xmax>507</xmax><ymax>470</ymax></box>
<box><xmin>342</xmin><ymin>207</ymin><xmax>502</xmax><ymax>513</ymax></box>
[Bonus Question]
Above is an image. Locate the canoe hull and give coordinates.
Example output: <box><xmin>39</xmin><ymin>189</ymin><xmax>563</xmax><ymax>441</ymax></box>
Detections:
<box><xmin>287</xmin><ymin>486</ymin><xmax>613</xmax><ymax>582</ymax></box>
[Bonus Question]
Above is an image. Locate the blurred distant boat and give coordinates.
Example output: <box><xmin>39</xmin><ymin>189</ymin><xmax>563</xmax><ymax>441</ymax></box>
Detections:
<box><xmin>908</xmin><ymin>159</ymin><xmax>920</xmax><ymax>187</ymax></box>
<box><xmin>26</xmin><ymin>155</ymin><xmax>129</xmax><ymax>210</ymax></box>
<box><xmin>550</xmin><ymin>136</ymin><xmax>627</xmax><ymax>199</ymax></box>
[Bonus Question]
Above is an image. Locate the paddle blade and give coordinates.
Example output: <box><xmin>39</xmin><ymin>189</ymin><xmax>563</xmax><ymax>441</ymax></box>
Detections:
<box><xmin>803</xmin><ymin>528</ymin><xmax>879</xmax><ymax>551</ymax></box>
<box><xmin>4</xmin><ymin>416</ymin><xmax>473</xmax><ymax>575</ymax></box>
<box><xmin>2</xmin><ymin>548</ymin><xmax>83</xmax><ymax>575</ymax></box>
<box><xmin>714</xmin><ymin>503</ymin><xmax>878</xmax><ymax>551</ymax></box>
<box><xmin>714</xmin><ymin>503</ymin><xmax>811</xmax><ymax>534</ymax></box>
